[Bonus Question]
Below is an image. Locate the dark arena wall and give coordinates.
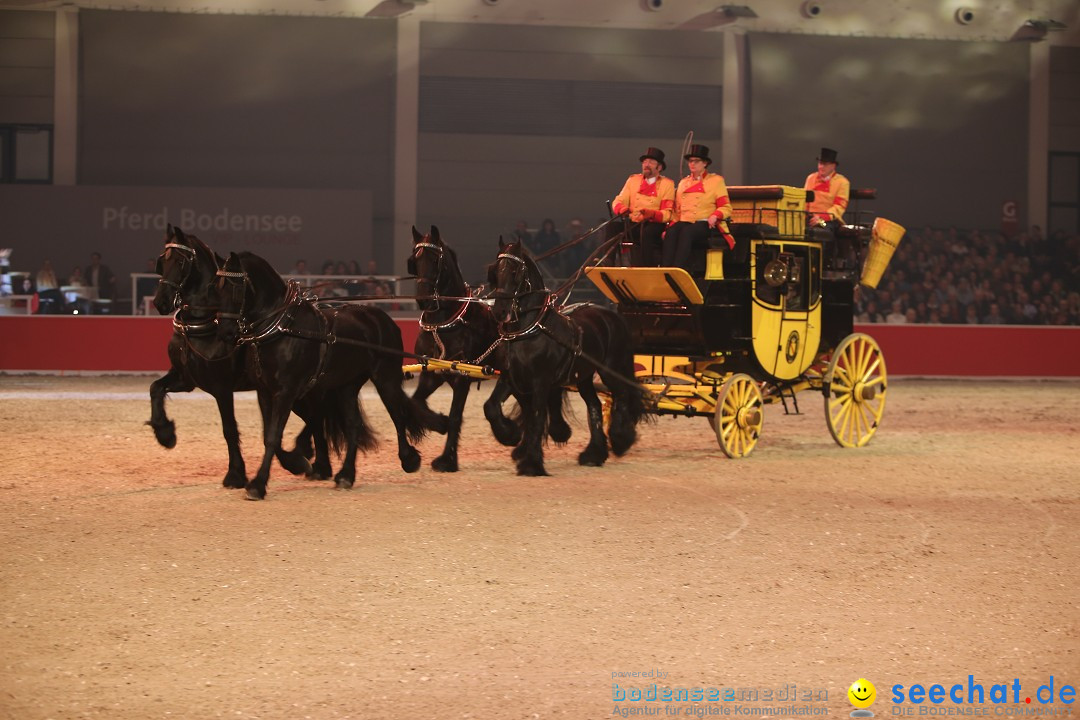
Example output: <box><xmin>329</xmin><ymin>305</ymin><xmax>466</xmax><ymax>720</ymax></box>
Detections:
<box><xmin>1</xmin><ymin>316</ymin><xmax>1077</xmax><ymax>376</ymax></box>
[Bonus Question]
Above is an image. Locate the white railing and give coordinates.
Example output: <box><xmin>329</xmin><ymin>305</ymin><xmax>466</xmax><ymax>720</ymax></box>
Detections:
<box><xmin>130</xmin><ymin>273</ymin><xmax>417</xmax><ymax>317</ymax></box>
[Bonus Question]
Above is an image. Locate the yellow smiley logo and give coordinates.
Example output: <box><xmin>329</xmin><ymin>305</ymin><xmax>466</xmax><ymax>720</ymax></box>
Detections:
<box><xmin>848</xmin><ymin>678</ymin><xmax>877</xmax><ymax>709</ymax></box>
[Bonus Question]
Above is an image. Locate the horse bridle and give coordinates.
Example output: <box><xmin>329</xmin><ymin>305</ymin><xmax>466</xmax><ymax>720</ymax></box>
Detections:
<box><xmin>156</xmin><ymin>242</ymin><xmax>197</xmax><ymax>313</ymax></box>
<box><xmin>213</xmin><ymin>265</ymin><xmax>254</xmax><ymax>336</ymax></box>
<box><xmin>494</xmin><ymin>251</ymin><xmax>552</xmax><ymax>329</ymax></box>
<box><xmin>411</xmin><ymin>241</ymin><xmax>448</xmax><ymax>310</ymax></box>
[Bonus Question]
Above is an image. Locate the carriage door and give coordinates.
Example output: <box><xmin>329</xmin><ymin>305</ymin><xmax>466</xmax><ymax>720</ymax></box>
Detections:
<box><xmin>751</xmin><ymin>242</ymin><xmax>822</xmax><ymax>381</ymax></box>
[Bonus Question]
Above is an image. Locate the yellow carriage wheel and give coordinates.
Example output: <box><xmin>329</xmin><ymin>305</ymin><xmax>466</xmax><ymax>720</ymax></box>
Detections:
<box><xmin>712</xmin><ymin>373</ymin><xmax>764</xmax><ymax>458</ymax></box>
<box><xmin>823</xmin><ymin>333</ymin><xmax>887</xmax><ymax>448</ymax></box>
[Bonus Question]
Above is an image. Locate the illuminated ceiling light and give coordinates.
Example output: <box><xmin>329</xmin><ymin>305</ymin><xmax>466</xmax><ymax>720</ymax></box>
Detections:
<box><xmin>1010</xmin><ymin>18</ymin><xmax>1067</xmax><ymax>42</ymax></box>
<box><xmin>364</xmin><ymin>0</ymin><xmax>428</xmax><ymax>19</ymax></box>
<box><xmin>679</xmin><ymin>4</ymin><xmax>756</xmax><ymax>30</ymax></box>
<box><xmin>719</xmin><ymin>5</ymin><xmax>757</xmax><ymax>18</ymax></box>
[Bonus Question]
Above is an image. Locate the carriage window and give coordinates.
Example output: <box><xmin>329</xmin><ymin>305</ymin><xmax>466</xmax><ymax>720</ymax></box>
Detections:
<box><xmin>784</xmin><ymin>247</ymin><xmax>808</xmax><ymax>311</ymax></box>
<box><xmin>781</xmin><ymin>245</ymin><xmax>812</xmax><ymax>313</ymax></box>
<box><xmin>755</xmin><ymin>244</ymin><xmax>782</xmax><ymax>306</ymax></box>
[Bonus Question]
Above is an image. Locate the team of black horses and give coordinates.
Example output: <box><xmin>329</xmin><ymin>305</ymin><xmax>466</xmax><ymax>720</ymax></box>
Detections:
<box><xmin>148</xmin><ymin>223</ymin><xmax>646</xmax><ymax>499</ymax></box>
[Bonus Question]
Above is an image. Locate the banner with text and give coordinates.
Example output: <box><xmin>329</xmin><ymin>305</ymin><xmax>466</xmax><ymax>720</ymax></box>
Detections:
<box><xmin>0</xmin><ymin>185</ymin><xmax>372</xmax><ymax>300</ymax></box>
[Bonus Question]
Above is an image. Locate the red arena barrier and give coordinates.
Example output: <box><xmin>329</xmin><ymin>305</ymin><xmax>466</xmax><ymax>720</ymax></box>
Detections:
<box><xmin>0</xmin><ymin>316</ymin><xmax>422</xmax><ymax>374</ymax></box>
<box><xmin>0</xmin><ymin>316</ymin><xmax>1076</xmax><ymax>376</ymax></box>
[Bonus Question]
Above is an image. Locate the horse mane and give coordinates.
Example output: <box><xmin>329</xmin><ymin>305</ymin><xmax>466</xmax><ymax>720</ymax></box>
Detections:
<box><xmin>235</xmin><ymin>251</ymin><xmax>288</xmax><ymax>311</ymax></box>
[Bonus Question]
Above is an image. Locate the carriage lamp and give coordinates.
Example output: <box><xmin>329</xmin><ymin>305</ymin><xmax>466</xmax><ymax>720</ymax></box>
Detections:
<box><xmin>763</xmin><ymin>253</ymin><xmax>800</xmax><ymax>287</ymax></box>
<box><xmin>763</xmin><ymin>260</ymin><xmax>787</xmax><ymax>287</ymax></box>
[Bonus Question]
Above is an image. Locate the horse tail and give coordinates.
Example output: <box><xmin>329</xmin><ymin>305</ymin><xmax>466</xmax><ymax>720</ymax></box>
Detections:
<box><xmin>323</xmin><ymin>394</ymin><xmax>379</xmax><ymax>455</ymax></box>
<box><xmin>353</xmin><ymin>402</ymin><xmax>379</xmax><ymax>452</ymax></box>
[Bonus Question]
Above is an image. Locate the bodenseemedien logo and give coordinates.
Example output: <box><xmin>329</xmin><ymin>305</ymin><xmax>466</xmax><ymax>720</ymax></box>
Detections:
<box><xmin>849</xmin><ymin>678</ymin><xmax>877</xmax><ymax>718</ymax></box>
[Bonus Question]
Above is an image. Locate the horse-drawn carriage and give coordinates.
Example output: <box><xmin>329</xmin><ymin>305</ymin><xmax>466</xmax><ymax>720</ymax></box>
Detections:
<box><xmin>149</xmin><ymin>181</ymin><xmax>904</xmax><ymax>495</ymax></box>
<box><xmin>408</xmin><ymin>183</ymin><xmax>905</xmax><ymax>460</ymax></box>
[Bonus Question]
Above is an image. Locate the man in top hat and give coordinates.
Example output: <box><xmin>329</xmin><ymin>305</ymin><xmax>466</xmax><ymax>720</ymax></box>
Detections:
<box><xmin>805</xmin><ymin>147</ymin><xmax>850</xmax><ymax>227</ymax></box>
<box><xmin>663</xmin><ymin>144</ymin><xmax>733</xmax><ymax>270</ymax></box>
<box><xmin>610</xmin><ymin>147</ymin><xmax>676</xmax><ymax>266</ymax></box>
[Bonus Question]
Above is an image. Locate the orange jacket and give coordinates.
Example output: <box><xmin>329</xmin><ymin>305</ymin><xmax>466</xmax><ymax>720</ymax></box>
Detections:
<box><xmin>612</xmin><ymin>174</ymin><xmax>676</xmax><ymax>223</ymax></box>
<box><xmin>804</xmin><ymin>171</ymin><xmax>850</xmax><ymax>222</ymax></box>
<box><xmin>674</xmin><ymin>172</ymin><xmax>732</xmax><ymax>223</ymax></box>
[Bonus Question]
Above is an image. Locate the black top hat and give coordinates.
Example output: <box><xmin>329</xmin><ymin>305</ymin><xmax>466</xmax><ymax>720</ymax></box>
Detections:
<box><xmin>817</xmin><ymin>147</ymin><xmax>839</xmax><ymax>164</ymax></box>
<box><xmin>639</xmin><ymin>147</ymin><xmax>667</xmax><ymax>170</ymax></box>
<box><xmin>684</xmin><ymin>144</ymin><xmax>712</xmax><ymax>166</ymax></box>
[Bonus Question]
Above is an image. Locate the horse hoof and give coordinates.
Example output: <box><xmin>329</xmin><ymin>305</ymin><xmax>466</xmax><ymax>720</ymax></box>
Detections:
<box><xmin>151</xmin><ymin>421</ymin><xmax>177</xmax><ymax>449</ymax></box>
<box><xmin>244</xmin><ymin>487</ymin><xmax>266</xmax><ymax>501</ymax></box>
<box><xmin>278</xmin><ymin>451</ymin><xmax>312</xmax><ymax>477</ymax></box>
<box><xmin>516</xmin><ymin>460</ymin><xmax>549</xmax><ymax>477</ymax></box>
<box><xmin>307</xmin><ymin>467</ymin><xmax>331</xmax><ymax>481</ymax></box>
<box><xmin>401</xmin><ymin>448</ymin><xmax>422</xmax><ymax>473</ymax></box>
<box><xmin>578</xmin><ymin>450</ymin><xmax>607</xmax><ymax>467</ymax></box>
<box><xmin>223</xmin><ymin>473</ymin><xmax>247</xmax><ymax>489</ymax></box>
<box><xmin>334</xmin><ymin>477</ymin><xmax>355</xmax><ymax>490</ymax></box>
<box><xmin>491</xmin><ymin>425</ymin><xmax>522</xmax><ymax>447</ymax></box>
<box><xmin>549</xmin><ymin>423</ymin><xmax>572</xmax><ymax>444</ymax></box>
<box><xmin>432</xmin><ymin>455</ymin><xmax>458</xmax><ymax>473</ymax></box>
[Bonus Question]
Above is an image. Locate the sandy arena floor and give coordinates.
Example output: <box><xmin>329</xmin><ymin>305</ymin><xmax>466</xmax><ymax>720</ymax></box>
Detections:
<box><xmin>0</xmin><ymin>374</ymin><xmax>1077</xmax><ymax>720</ymax></box>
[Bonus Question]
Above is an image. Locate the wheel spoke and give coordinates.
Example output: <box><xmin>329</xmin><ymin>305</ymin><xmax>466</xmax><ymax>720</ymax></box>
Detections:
<box><xmin>833</xmin><ymin>399</ymin><xmax>851</xmax><ymax>441</ymax></box>
<box><xmin>851</xmin><ymin>400</ymin><xmax>867</xmax><ymax>443</ymax></box>
<box><xmin>842</xmin><ymin>401</ymin><xmax>857</xmax><ymax>444</ymax></box>
<box><xmin>734</xmin><ymin>379</ymin><xmax>748</xmax><ymax>407</ymax></box>
<box><xmin>863</xmin><ymin>354</ymin><xmax>882</xmax><ymax>382</ymax></box>
<box><xmin>861</xmin><ymin>338</ymin><xmax>876</xmax><ymax>377</ymax></box>
<box><xmin>830</xmin><ymin>391</ymin><xmax>852</xmax><ymax>413</ymax></box>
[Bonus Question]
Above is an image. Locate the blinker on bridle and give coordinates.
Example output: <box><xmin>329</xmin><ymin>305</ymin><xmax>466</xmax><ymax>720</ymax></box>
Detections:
<box><xmin>412</xmin><ymin>241</ymin><xmax>446</xmax><ymax>308</ymax></box>
<box><xmin>214</xmin><ymin>267</ymin><xmax>250</xmax><ymax>327</ymax></box>
<box><xmin>157</xmin><ymin>242</ymin><xmax>198</xmax><ymax>312</ymax></box>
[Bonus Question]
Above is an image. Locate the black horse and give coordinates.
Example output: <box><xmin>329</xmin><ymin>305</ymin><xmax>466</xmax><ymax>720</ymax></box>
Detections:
<box><xmin>214</xmin><ymin>251</ymin><xmax>433</xmax><ymax>500</ymax></box>
<box><xmin>487</xmin><ymin>238</ymin><xmax>646</xmax><ymax>476</ymax></box>
<box><xmin>147</xmin><ymin>225</ymin><xmax>319</xmax><ymax>487</ymax></box>
<box><xmin>409</xmin><ymin>225</ymin><xmax>507</xmax><ymax>472</ymax></box>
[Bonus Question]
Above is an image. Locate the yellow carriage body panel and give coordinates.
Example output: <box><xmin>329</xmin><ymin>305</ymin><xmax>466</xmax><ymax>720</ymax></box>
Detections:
<box><xmin>750</xmin><ymin>237</ymin><xmax>822</xmax><ymax>381</ymax></box>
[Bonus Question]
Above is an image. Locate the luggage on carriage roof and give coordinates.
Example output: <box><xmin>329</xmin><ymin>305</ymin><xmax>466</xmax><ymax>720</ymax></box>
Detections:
<box><xmin>728</xmin><ymin>184</ymin><xmax>807</xmax><ymax>238</ymax></box>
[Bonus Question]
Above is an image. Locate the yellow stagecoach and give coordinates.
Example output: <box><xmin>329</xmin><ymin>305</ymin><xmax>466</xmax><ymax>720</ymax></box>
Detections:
<box><xmin>583</xmin><ymin>184</ymin><xmax>904</xmax><ymax>458</ymax></box>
